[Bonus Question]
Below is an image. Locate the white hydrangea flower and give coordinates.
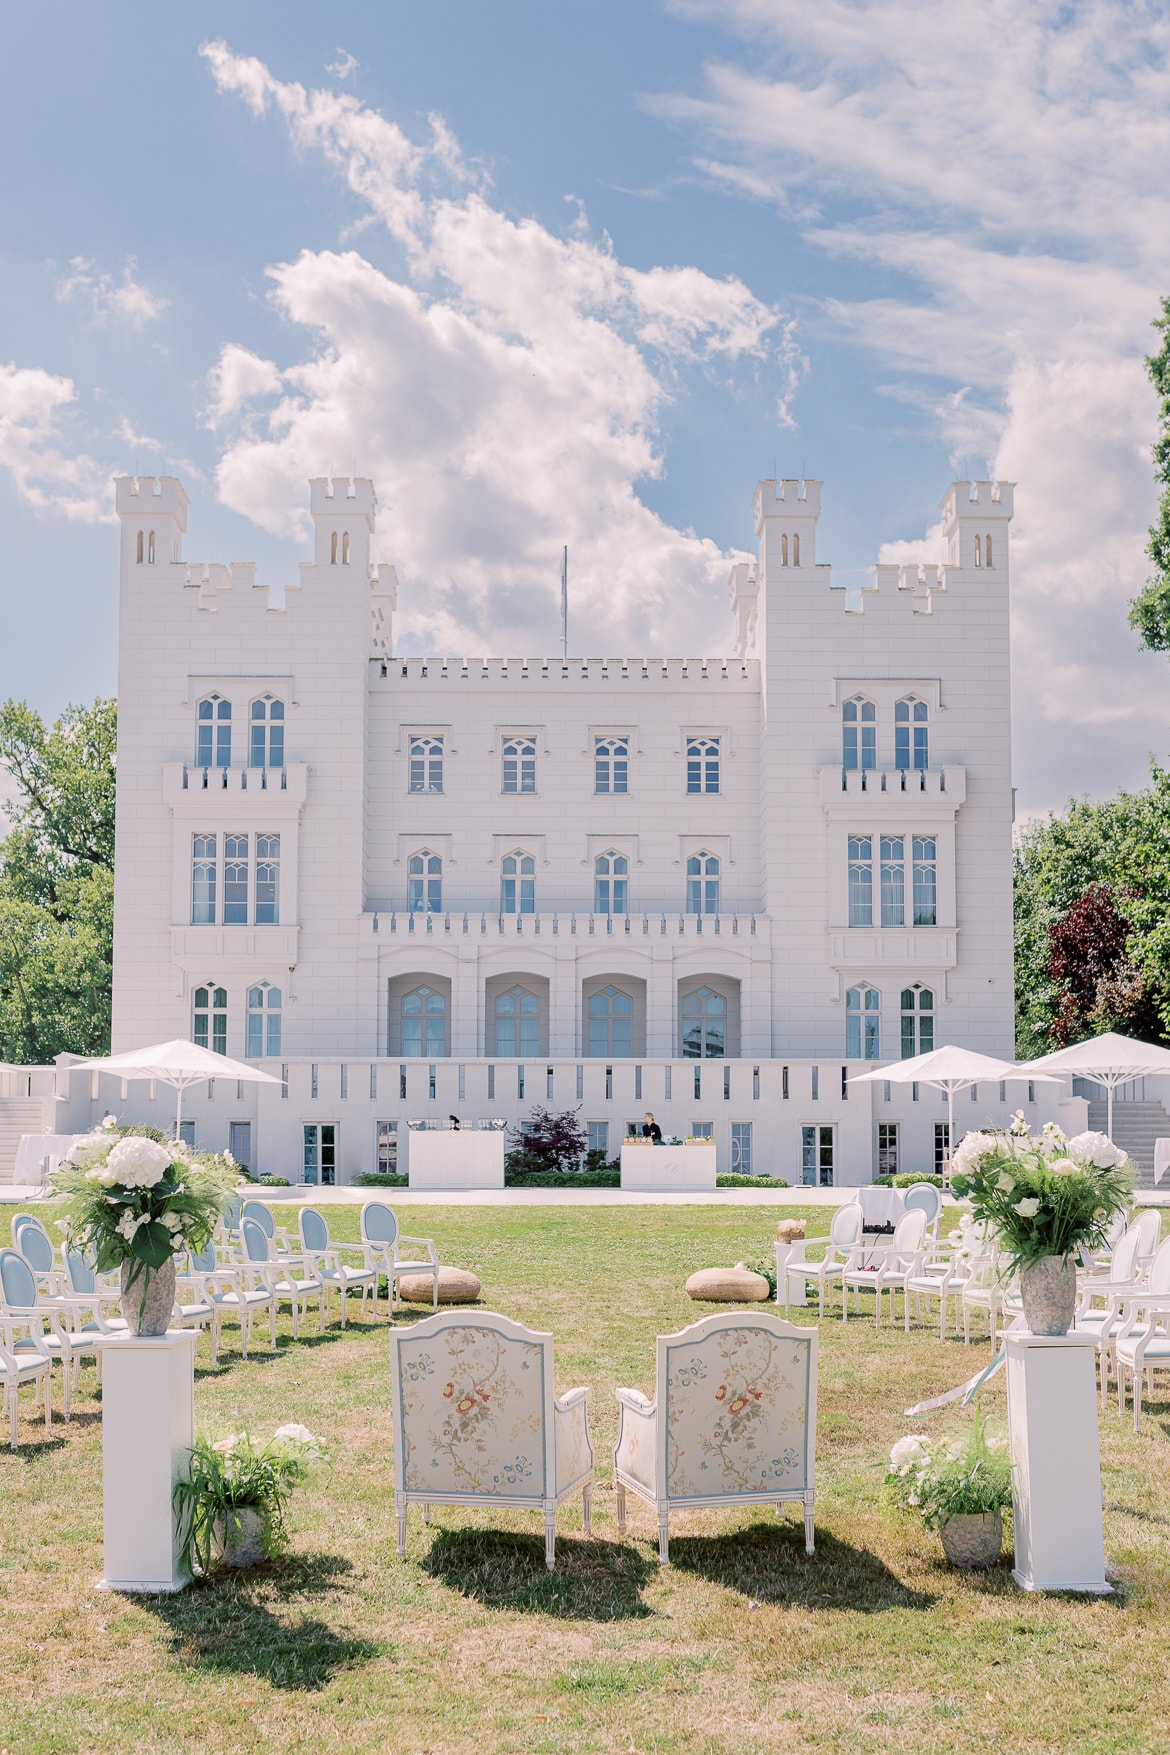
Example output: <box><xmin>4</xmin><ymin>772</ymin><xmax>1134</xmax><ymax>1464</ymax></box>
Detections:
<box><xmin>67</xmin><ymin>1133</ymin><xmax>110</xmax><ymax>1168</ymax></box>
<box><xmin>1014</xmin><ymin>1197</ymin><xmax>1041</xmax><ymax>1218</ymax></box>
<box><xmin>1048</xmin><ymin>1157</ymin><xmax>1080</xmax><ymax>1177</ymax></box>
<box><xmin>996</xmin><ymin>1171</ymin><xmax>1016</xmax><ymax>1193</ymax></box>
<box><xmin>1065</xmin><ymin>1131</ymin><xmax>1128</xmax><ymax>1169</ymax></box>
<box><xmin>952</xmin><ymin>1132</ymin><xmax>998</xmax><ymax>1175</ymax></box>
<box><xmin>106</xmin><ymin>1136</ymin><xmax>173</xmax><ymax>1189</ymax></box>
<box><xmin>889</xmin><ymin>1434</ymin><xmax>929</xmax><ymax>1472</ymax></box>
<box><xmin>273</xmin><ymin>1422</ymin><xmax>324</xmax><ymax>1454</ymax></box>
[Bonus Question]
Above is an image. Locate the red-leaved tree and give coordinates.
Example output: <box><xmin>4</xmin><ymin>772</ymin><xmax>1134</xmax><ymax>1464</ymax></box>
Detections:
<box><xmin>1048</xmin><ymin>882</ymin><xmax>1164</xmax><ymax>1045</ymax></box>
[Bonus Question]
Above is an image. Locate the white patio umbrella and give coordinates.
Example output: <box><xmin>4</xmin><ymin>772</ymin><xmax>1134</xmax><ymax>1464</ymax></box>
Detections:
<box><xmin>850</xmin><ymin>1045</ymin><xmax>1056</xmax><ymax>1157</ymax></box>
<box><xmin>69</xmin><ymin>1038</ymin><xmax>281</xmax><ymax>1136</ymax></box>
<box><xmin>1019</xmin><ymin>1031</ymin><xmax>1170</xmax><ymax>1143</ymax></box>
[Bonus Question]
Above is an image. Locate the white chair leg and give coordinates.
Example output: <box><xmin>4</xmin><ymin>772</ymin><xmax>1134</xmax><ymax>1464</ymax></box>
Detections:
<box><xmin>396</xmin><ymin>1505</ymin><xmax>407</xmax><ymax>1557</ymax></box>
<box><xmin>9</xmin><ymin>1388</ymin><xmax>15</xmax><ymax>1451</ymax></box>
<box><xmin>1134</xmin><ymin>1369</ymin><xmax>1143</xmax><ymax>1434</ymax></box>
<box><xmin>582</xmin><ymin>1485</ymin><xmax>592</xmax><ymax>1535</ymax></box>
<box><xmin>615</xmin><ymin>1482</ymin><xmax>627</xmax><ymax>1534</ymax></box>
<box><xmin>545</xmin><ymin>1510</ymin><xmax>556</xmax><ymax>1571</ymax></box>
<box><xmin>657</xmin><ymin>1512</ymin><xmax>670</xmax><ymax>1566</ymax></box>
<box><xmin>804</xmin><ymin>1498</ymin><xmax>815</xmax><ymax>1556</ymax></box>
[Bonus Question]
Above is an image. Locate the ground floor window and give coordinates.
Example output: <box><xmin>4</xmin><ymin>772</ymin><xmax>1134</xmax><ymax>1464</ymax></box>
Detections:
<box><xmin>177</xmin><ymin>1120</ymin><xmax>196</xmax><ymax>1150</ymax></box>
<box><xmin>691</xmin><ymin>1121</ymin><xmax>714</xmax><ymax>1139</ymax></box>
<box><xmin>934</xmin><ymin>1122</ymin><xmax>951</xmax><ymax>1176</ymax></box>
<box><xmin>731</xmin><ymin>1121</ymin><xmax>752</xmax><ymax>1174</ymax></box>
<box><xmin>877</xmin><ymin>1121</ymin><xmax>898</xmax><ymax>1178</ymax></box>
<box><xmin>802</xmin><ymin>1124</ymin><xmax>835</xmax><ymax>1187</ymax></box>
<box><xmin>228</xmin><ymin>1120</ymin><xmax>252</xmax><ymax>1175</ymax></box>
<box><xmin>587</xmin><ymin>1121</ymin><xmax>609</xmax><ymax>1160</ymax></box>
<box><xmin>376</xmin><ymin>1120</ymin><xmax>398</xmax><ymax>1177</ymax></box>
<box><xmin>304</xmin><ymin>1123</ymin><xmax>337</xmax><ymax>1186</ymax></box>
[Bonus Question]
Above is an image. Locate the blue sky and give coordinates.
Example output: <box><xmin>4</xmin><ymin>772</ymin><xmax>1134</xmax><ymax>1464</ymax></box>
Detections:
<box><xmin>2</xmin><ymin>0</ymin><xmax>1168</xmax><ymax>813</ymax></box>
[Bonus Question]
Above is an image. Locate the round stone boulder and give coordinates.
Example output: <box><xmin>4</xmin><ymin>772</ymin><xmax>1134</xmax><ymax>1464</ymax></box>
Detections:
<box><xmin>398</xmin><ymin>1266</ymin><xmax>482</xmax><ymax>1305</ymax></box>
<box><xmin>775</xmin><ymin>1219</ymin><xmax>806</xmax><ymax>1244</ymax></box>
<box><xmin>685</xmin><ymin>1266</ymin><xmax>770</xmax><ymax>1303</ymax></box>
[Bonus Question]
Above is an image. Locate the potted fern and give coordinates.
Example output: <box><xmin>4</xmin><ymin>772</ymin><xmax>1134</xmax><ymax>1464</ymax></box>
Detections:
<box><xmin>886</xmin><ymin>1412</ymin><xmax>1012</xmax><ymax>1568</ymax></box>
<box><xmin>174</xmin><ymin>1424</ymin><xmax>328</xmax><ymax>1572</ymax></box>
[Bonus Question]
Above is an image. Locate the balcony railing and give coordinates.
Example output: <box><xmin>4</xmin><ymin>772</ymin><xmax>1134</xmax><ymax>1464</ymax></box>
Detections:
<box><xmin>366</xmin><ymin>911</ymin><xmax>760</xmax><ymax>939</ymax></box>
<box><xmin>818</xmin><ymin>765</ymin><xmax>966</xmax><ymax>807</ymax></box>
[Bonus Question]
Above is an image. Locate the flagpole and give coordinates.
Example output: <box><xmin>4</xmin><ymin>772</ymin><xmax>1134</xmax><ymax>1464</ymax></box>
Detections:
<box><xmin>561</xmin><ymin>545</ymin><xmax>568</xmax><ymax>660</ymax></box>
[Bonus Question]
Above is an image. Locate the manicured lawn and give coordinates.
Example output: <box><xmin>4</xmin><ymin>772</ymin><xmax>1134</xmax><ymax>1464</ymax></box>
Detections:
<box><xmin>3</xmin><ymin>1203</ymin><xmax>1170</xmax><ymax>1754</ymax></box>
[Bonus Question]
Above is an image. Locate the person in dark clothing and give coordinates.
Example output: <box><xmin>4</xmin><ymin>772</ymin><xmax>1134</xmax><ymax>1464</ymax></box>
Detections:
<box><xmin>641</xmin><ymin>1112</ymin><xmax>663</xmax><ymax>1142</ymax></box>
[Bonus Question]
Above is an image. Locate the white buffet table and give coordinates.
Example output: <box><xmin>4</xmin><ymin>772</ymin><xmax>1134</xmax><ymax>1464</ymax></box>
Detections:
<box><xmin>407</xmin><ymin>1128</ymin><xmax>505</xmax><ymax>1190</ymax></box>
<box><xmin>13</xmin><ymin>1133</ymin><xmax>80</xmax><ymax>1186</ymax></box>
<box><xmin>620</xmin><ymin>1142</ymin><xmax>717</xmax><ymax>1191</ymax></box>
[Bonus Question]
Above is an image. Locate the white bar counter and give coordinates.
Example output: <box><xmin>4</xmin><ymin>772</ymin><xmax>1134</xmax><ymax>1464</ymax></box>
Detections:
<box><xmin>620</xmin><ymin>1142</ymin><xmax>717</xmax><ymax>1191</ymax></box>
<box><xmin>407</xmin><ymin>1129</ymin><xmax>505</xmax><ymax>1190</ymax></box>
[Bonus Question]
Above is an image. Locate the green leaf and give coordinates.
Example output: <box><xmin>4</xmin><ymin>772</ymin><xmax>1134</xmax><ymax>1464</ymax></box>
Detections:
<box><xmin>131</xmin><ymin>1221</ymin><xmax>175</xmax><ymax>1268</ymax></box>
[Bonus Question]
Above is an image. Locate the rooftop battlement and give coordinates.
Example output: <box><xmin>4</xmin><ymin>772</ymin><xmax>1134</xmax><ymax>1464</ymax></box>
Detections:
<box><xmin>753</xmin><ymin>477</ymin><xmax>822</xmax><ymax>530</ymax></box>
<box><xmin>941</xmin><ymin>480</ymin><xmax>1014</xmax><ymax>525</ymax></box>
<box><xmin>309</xmin><ymin>476</ymin><xmax>378</xmax><ymax>523</ymax></box>
<box><xmin>115</xmin><ymin>475</ymin><xmax>189</xmax><ymax>527</ymax></box>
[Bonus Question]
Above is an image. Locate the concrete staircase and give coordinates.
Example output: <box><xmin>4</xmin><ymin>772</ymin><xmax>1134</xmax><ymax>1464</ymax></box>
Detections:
<box><xmin>0</xmin><ymin>1098</ymin><xmax>53</xmax><ymax>1185</ymax></box>
<box><xmin>1087</xmin><ymin>1100</ymin><xmax>1170</xmax><ymax>1188</ymax></box>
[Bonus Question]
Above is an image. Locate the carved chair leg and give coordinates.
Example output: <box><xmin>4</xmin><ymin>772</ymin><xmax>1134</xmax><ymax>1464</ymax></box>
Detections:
<box><xmin>422</xmin><ymin>1503</ymin><xmax>431</xmax><ymax>1525</ymax></box>
<box><xmin>615</xmin><ymin>1482</ymin><xmax>627</xmax><ymax>1534</ymax></box>
<box><xmin>658</xmin><ymin>1512</ymin><xmax>670</xmax><ymax>1566</ymax></box>
<box><xmin>804</xmin><ymin>1499</ymin><xmax>815</xmax><ymax>1556</ymax></box>
<box><xmin>545</xmin><ymin>1510</ymin><xmax>556</xmax><ymax>1571</ymax></box>
<box><xmin>396</xmin><ymin>1505</ymin><xmax>407</xmax><ymax>1558</ymax></box>
<box><xmin>582</xmin><ymin>1485</ymin><xmax>593</xmax><ymax>1536</ymax></box>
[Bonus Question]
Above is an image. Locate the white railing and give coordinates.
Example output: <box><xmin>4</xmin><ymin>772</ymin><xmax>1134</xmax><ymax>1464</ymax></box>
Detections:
<box><xmin>367</xmin><ymin>911</ymin><xmax>760</xmax><ymax>939</ymax></box>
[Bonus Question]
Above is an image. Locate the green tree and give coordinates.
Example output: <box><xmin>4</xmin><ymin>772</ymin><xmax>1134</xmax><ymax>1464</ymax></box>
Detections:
<box><xmin>0</xmin><ymin>698</ymin><xmax>116</xmax><ymax>1063</ymax></box>
<box><xmin>1129</xmin><ymin>297</ymin><xmax>1170</xmax><ymax>650</ymax></box>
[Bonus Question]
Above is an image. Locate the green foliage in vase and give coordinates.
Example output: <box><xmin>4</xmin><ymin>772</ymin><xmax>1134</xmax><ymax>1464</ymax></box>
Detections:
<box><xmin>885</xmin><ymin>1410</ymin><xmax>1013</xmax><ymax>1533</ymax></box>
<box><xmin>173</xmin><ymin>1426</ymin><xmax>328</xmax><ymax>1576</ymax></box>
<box><xmin>0</xmin><ymin>696</ymin><xmax>116</xmax><ymax>1063</ymax></box>
<box><xmin>949</xmin><ymin>1116</ymin><xmax>1131</xmax><ymax>1273</ymax></box>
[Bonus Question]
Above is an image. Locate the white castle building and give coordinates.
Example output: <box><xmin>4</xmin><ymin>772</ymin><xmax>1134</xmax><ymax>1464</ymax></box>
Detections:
<box><xmin>33</xmin><ymin>469</ymin><xmax>1046</xmax><ymax>1186</ymax></box>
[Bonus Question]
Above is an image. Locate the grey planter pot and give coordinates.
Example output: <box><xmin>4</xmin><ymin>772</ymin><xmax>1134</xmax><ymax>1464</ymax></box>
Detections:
<box><xmin>939</xmin><ymin>1509</ymin><xmax>1003</xmax><ymax>1569</ymax></box>
<box><xmin>1020</xmin><ymin>1255</ymin><xmax>1077</xmax><ymax>1336</ymax></box>
<box><xmin>214</xmin><ymin>1507</ymin><xmax>268</xmax><ymax>1568</ymax></box>
<box><xmin>119</xmin><ymin>1254</ymin><xmax>177</xmax><ymax>1337</ymax></box>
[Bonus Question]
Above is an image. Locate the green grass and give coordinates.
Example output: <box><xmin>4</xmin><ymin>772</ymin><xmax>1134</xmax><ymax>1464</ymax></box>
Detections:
<box><xmin>3</xmin><ymin>1202</ymin><xmax>1170</xmax><ymax>1754</ymax></box>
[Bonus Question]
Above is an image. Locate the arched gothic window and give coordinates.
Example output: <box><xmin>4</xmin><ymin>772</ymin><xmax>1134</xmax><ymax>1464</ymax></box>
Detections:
<box><xmin>686</xmin><ymin>737</ymin><xmax>720</xmax><ymax>794</ymax></box>
<box><xmin>496</xmin><ymin>984</ymin><xmax>540</xmax><ymax>1056</ymax></box>
<box><xmin>408</xmin><ymin>850</ymin><xmax>442</xmax><ymax>914</ymax></box>
<box><xmin>895</xmin><ymin>696</ymin><xmax>929</xmax><ymax>771</ymax></box>
<box><xmin>780</xmin><ymin>533</ymin><xmax>788</xmax><ymax>565</ymax></box>
<box><xmin>342</xmin><ymin>531</ymin><xmax>350</xmax><ymax>564</ymax></box>
<box><xmin>985</xmin><ymin>533</ymin><xmax>994</xmax><ymax>568</ymax></box>
<box><xmin>402</xmin><ymin>985</ymin><xmax>446</xmax><ymax>1056</ymax></box>
<box><xmin>330</xmin><ymin>531</ymin><xmax>338</xmax><ymax>564</ymax></box>
<box><xmin>193</xmin><ymin>984</ymin><xmax>227</xmax><ymax>1055</ymax></box>
<box><xmin>196</xmin><ymin>695</ymin><xmax>231</xmax><ymax>768</ymax></box>
<box><xmin>593</xmin><ymin>851</ymin><xmax>628</xmax><ymax>915</ymax></box>
<box><xmin>842</xmin><ymin>697</ymin><xmax>876</xmax><ymax>771</ymax></box>
<box><xmin>686</xmin><ymin>852</ymin><xmax>720</xmax><ymax>915</ymax></box>
<box><xmin>682</xmin><ymin>986</ymin><xmax>726</xmax><ymax>1059</ymax></box>
<box><xmin>409</xmin><ymin>736</ymin><xmax>444</xmax><ymax>794</ymax></box>
<box><xmin>136</xmin><ymin>530</ymin><xmax>144</xmax><ymax>563</ymax></box>
<box><xmin>246</xmin><ymin>983</ymin><xmax>282</xmax><ymax>1057</ymax></box>
<box><xmin>500</xmin><ymin>851</ymin><xmax>535</xmax><ymax>914</ymax></box>
<box><xmin>901</xmin><ymin>985</ymin><xmax>934</xmax><ymax>1057</ymax></box>
<box><xmin>249</xmin><ymin>696</ymin><xmax>285</xmax><ymax>768</ymax></box>
<box><xmin>594</xmin><ymin>736</ymin><xmax>628</xmax><ymax>794</ymax></box>
<box><xmin>588</xmin><ymin>985</ymin><xmax>633</xmax><ymax>1056</ymax></box>
<box><xmin>846</xmin><ymin>985</ymin><xmax>880</xmax><ymax>1060</ymax></box>
<box><xmin>974</xmin><ymin>534</ymin><xmax>982</xmax><ymax>568</ymax></box>
<box><xmin>792</xmin><ymin>532</ymin><xmax>800</xmax><ymax>566</ymax></box>
<box><xmin>147</xmin><ymin>530</ymin><xmax>155</xmax><ymax>564</ymax></box>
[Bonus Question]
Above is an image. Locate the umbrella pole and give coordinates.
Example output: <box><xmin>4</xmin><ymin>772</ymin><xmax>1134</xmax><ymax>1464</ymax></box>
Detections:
<box><xmin>175</xmin><ymin>1084</ymin><xmax>183</xmax><ymax>1141</ymax></box>
<box><xmin>1107</xmin><ymin>1082</ymin><xmax>1114</xmax><ymax>1144</ymax></box>
<box><xmin>948</xmin><ymin>1086</ymin><xmax>955</xmax><ymax>1169</ymax></box>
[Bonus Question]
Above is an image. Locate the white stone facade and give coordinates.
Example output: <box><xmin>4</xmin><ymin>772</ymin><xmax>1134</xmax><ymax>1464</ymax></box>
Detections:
<box><xmin>83</xmin><ymin>471</ymin><xmax>1027</xmax><ymax>1185</ymax></box>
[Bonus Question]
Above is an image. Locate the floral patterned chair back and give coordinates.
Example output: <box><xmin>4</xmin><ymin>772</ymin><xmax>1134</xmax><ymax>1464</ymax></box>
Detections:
<box><xmin>657</xmin><ymin>1312</ymin><xmax>817</xmax><ymax>1503</ymax></box>
<box><xmin>391</xmin><ymin>1311</ymin><xmax>553</xmax><ymax>1499</ymax></box>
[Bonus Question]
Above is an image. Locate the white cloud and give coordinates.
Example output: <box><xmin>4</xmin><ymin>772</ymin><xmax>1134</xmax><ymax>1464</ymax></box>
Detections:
<box><xmin>0</xmin><ymin>362</ymin><xmax>110</xmax><ymax>521</ymax></box>
<box><xmin>200</xmin><ymin>43</ymin><xmax>794</xmax><ymax>653</ymax></box>
<box><xmin>55</xmin><ymin>257</ymin><xmax>167</xmax><ymax>327</ymax></box>
<box><xmin>326</xmin><ymin>49</ymin><xmax>360</xmax><ymax>80</ymax></box>
<box><xmin>654</xmin><ymin>0</ymin><xmax>1170</xmax><ymax>807</ymax></box>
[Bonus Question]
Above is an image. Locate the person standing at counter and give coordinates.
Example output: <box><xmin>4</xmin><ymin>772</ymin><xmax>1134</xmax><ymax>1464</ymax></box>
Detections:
<box><xmin>641</xmin><ymin>1113</ymin><xmax>663</xmax><ymax>1142</ymax></box>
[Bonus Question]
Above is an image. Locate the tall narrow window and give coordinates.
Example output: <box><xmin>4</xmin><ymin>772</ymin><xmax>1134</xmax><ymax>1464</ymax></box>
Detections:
<box><xmin>801</xmin><ymin>1124</ymin><xmax>835</xmax><ymax>1186</ymax></box>
<box><xmin>249</xmin><ymin>696</ymin><xmax>285</xmax><ymax>768</ymax></box>
<box><xmin>587</xmin><ymin>985</ymin><xmax>632</xmax><ymax>1056</ymax></box>
<box><xmin>136</xmin><ymin>529</ymin><xmax>144</xmax><ymax>563</ymax></box>
<box><xmin>500</xmin><ymin>851</ymin><xmax>535</xmax><ymax>914</ymax></box>
<box><xmin>895</xmin><ymin>697</ymin><xmax>929</xmax><ymax>771</ymax></box>
<box><xmin>330</xmin><ymin>531</ymin><xmax>338</xmax><ymax>564</ymax></box>
<box><xmin>845</xmin><ymin>985</ymin><xmax>880</xmax><ymax>1059</ymax></box>
<box><xmin>985</xmin><ymin>534</ymin><xmax>994</xmax><ymax>568</ymax></box>
<box><xmin>196</xmin><ymin>695</ymin><xmax>231</xmax><ymax>768</ymax></box>
<box><xmin>974</xmin><ymin>533</ymin><xmax>982</xmax><ymax>568</ymax></box>
<box><xmin>587</xmin><ymin>1120</ymin><xmax>609</xmax><ymax>1160</ymax></box>
<box><xmin>496</xmin><ymin>985</ymin><xmax>540</xmax><ymax>1056</ymax></box>
<box><xmin>912</xmin><ymin>836</ymin><xmax>937</xmax><ymax>925</ymax></box>
<box><xmin>934</xmin><ymin>1122</ymin><xmax>951</xmax><ymax>1176</ymax></box>
<box><xmin>246</xmin><ymin>983</ymin><xmax>282</xmax><ymax>1056</ymax></box>
<box><xmin>731</xmin><ymin>1121</ymin><xmax>752</xmax><ymax>1174</ymax></box>
<box><xmin>408</xmin><ymin>850</ymin><xmax>442</xmax><ymax>914</ymax></box>
<box><xmin>223</xmin><ymin>834</ymin><xmax>249</xmax><ymax>925</ymax></box>
<box><xmin>594</xmin><ymin>737</ymin><xmax>628</xmax><ymax>795</ymax></box>
<box><xmin>193</xmin><ymin>985</ymin><xmax>227</xmax><ymax>1055</ymax></box>
<box><xmin>686</xmin><ymin>738</ymin><xmax>720</xmax><ymax>795</ymax></box>
<box><xmin>792</xmin><ymin>533</ymin><xmax>800</xmax><ymax>566</ymax></box>
<box><xmin>255</xmin><ymin>834</ymin><xmax>280</xmax><ymax>924</ymax></box>
<box><xmin>409</xmin><ymin>736</ymin><xmax>443</xmax><ymax>794</ymax></box>
<box><xmin>682</xmin><ymin>987</ymin><xmax>726</xmax><ymax>1059</ymax></box>
<box><xmin>594</xmin><ymin>851</ymin><xmax>628</xmax><ymax>915</ymax></box>
<box><xmin>880</xmin><ymin>836</ymin><xmax>905</xmax><ymax>927</ymax></box>
<box><xmin>342</xmin><ymin>531</ymin><xmax>350</xmax><ymax>563</ymax></box>
<box><xmin>686</xmin><ymin>852</ymin><xmax>720</xmax><ymax>914</ymax></box>
<box><xmin>501</xmin><ymin>738</ymin><xmax>536</xmax><ymax>795</ymax></box>
<box><xmin>901</xmin><ymin>986</ymin><xmax>935</xmax><ymax>1056</ymax></box>
<box><xmin>877</xmin><ymin>1122</ymin><xmax>899</xmax><ymax>1177</ymax></box>
<box><xmin>376</xmin><ymin>1121</ymin><xmax>398</xmax><ymax>1177</ymax></box>
<box><xmin>191</xmin><ymin>834</ymin><xmax>217</xmax><ymax>924</ymax></box>
<box><xmin>402</xmin><ymin>986</ymin><xmax>446</xmax><ymax>1056</ymax></box>
<box><xmin>842</xmin><ymin>698</ymin><xmax>876</xmax><ymax>771</ymax></box>
<box><xmin>147</xmin><ymin>530</ymin><xmax>155</xmax><ymax>564</ymax></box>
<box><xmin>847</xmin><ymin>835</ymin><xmax>873</xmax><ymax>926</ymax></box>
<box><xmin>780</xmin><ymin>533</ymin><xmax>788</xmax><ymax>565</ymax></box>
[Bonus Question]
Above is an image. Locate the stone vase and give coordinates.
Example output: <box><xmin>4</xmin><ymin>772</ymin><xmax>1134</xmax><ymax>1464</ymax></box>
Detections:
<box><xmin>213</xmin><ymin>1506</ymin><xmax>267</xmax><ymax>1568</ymax></box>
<box><xmin>119</xmin><ymin>1254</ymin><xmax>177</xmax><ymax>1337</ymax></box>
<box><xmin>1020</xmin><ymin>1255</ymin><xmax>1077</xmax><ymax>1336</ymax></box>
<box><xmin>939</xmin><ymin>1509</ymin><xmax>1002</xmax><ymax>1569</ymax></box>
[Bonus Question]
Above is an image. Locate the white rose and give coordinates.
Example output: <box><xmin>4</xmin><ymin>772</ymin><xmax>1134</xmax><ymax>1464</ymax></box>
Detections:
<box><xmin>106</xmin><ymin>1136</ymin><xmax>173</xmax><ymax>1189</ymax></box>
<box><xmin>162</xmin><ymin>1212</ymin><xmax>183</xmax><ymax>1232</ymax></box>
<box><xmin>1048</xmin><ymin>1157</ymin><xmax>1079</xmax><ymax>1177</ymax></box>
<box><xmin>889</xmin><ymin>1434</ymin><xmax>928</xmax><ymax>1471</ymax></box>
<box><xmin>996</xmin><ymin>1171</ymin><xmax>1015</xmax><ymax>1193</ymax></box>
<box><xmin>67</xmin><ymin>1133</ymin><xmax>109</xmax><ymax>1168</ymax></box>
<box><xmin>1066</xmin><ymin>1131</ymin><xmax>1127</xmax><ymax>1170</ymax></box>
<box><xmin>1014</xmin><ymin>1197</ymin><xmax>1041</xmax><ymax>1217</ymax></box>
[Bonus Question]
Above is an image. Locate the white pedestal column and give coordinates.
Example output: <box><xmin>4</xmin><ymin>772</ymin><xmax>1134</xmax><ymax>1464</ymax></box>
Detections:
<box><xmin>774</xmin><ymin>1241</ymin><xmax>808</xmax><ymax>1307</ymax></box>
<box><xmin>99</xmin><ymin>1330</ymin><xmax>198</xmax><ymax>1593</ymax></box>
<box><xmin>1006</xmin><ymin>1330</ymin><xmax>1111</xmax><ymax>1594</ymax></box>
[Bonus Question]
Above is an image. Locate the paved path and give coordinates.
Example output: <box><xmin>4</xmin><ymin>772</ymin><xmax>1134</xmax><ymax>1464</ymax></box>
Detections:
<box><xmin>3</xmin><ymin>1183</ymin><xmax>875</xmax><ymax>1208</ymax></box>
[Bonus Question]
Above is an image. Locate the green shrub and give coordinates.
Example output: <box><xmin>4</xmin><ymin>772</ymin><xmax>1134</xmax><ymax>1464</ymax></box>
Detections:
<box><xmin>353</xmin><ymin>1171</ymin><xmax>409</xmax><ymax>1188</ymax></box>
<box><xmin>505</xmin><ymin>1164</ymin><xmax>621</xmax><ymax>1188</ymax></box>
<box><xmin>715</xmin><ymin>1173</ymin><xmax>788</xmax><ymax>1189</ymax></box>
<box><xmin>111</xmin><ymin>1123</ymin><xmax>171</xmax><ymax>1144</ymax></box>
<box><xmin>257</xmin><ymin>1175</ymin><xmax>289</xmax><ymax>1187</ymax></box>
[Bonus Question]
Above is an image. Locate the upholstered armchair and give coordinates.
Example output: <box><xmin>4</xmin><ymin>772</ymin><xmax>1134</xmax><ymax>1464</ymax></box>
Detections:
<box><xmin>389</xmin><ymin>1310</ymin><xmax>594</xmax><ymax>1569</ymax></box>
<box><xmin>613</xmin><ymin>1310</ymin><xmax>818</xmax><ymax>1564</ymax></box>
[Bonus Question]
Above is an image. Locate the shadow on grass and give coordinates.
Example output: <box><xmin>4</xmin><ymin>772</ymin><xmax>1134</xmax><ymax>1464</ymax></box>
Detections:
<box><xmin>667</xmin><ymin>1521</ymin><xmax>938</xmax><ymax>1611</ymax></box>
<box><xmin>141</xmin><ymin>1552</ymin><xmax>386</xmax><ymax>1691</ymax></box>
<box><xmin>421</xmin><ymin>1525</ymin><xmax>655</xmax><ymax>1620</ymax></box>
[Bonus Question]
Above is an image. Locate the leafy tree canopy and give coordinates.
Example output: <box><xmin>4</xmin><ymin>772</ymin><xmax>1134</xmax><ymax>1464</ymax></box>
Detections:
<box><xmin>1129</xmin><ymin>297</ymin><xmax>1170</xmax><ymax>651</ymax></box>
<box><xmin>0</xmin><ymin>698</ymin><xmax>115</xmax><ymax>1064</ymax></box>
